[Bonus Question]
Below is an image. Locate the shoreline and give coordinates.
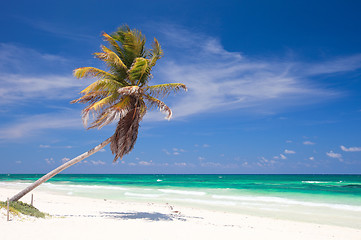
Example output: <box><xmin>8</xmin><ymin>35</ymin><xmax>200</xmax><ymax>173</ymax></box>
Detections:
<box><xmin>1</xmin><ymin>186</ymin><xmax>361</xmax><ymax>240</ymax></box>
<box><xmin>2</xmin><ymin>176</ymin><xmax>361</xmax><ymax>229</ymax></box>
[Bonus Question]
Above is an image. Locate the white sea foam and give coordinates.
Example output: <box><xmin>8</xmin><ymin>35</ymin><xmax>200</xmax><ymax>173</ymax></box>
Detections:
<box><xmin>182</xmin><ymin>198</ymin><xmax>237</xmax><ymax>206</ymax></box>
<box><xmin>302</xmin><ymin>181</ymin><xmax>329</xmax><ymax>184</ymax></box>
<box><xmin>42</xmin><ymin>183</ymin><xmax>129</xmax><ymax>191</ymax></box>
<box><xmin>124</xmin><ymin>192</ymin><xmax>161</xmax><ymax>198</ymax></box>
<box><xmin>156</xmin><ymin>179</ymin><xmax>163</xmax><ymax>182</ymax></box>
<box><xmin>0</xmin><ymin>181</ymin><xmax>31</xmax><ymax>187</ymax></box>
<box><xmin>158</xmin><ymin>189</ymin><xmax>206</xmax><ymax>196</ymax></box>
<box><xmin>212</xmin><ymin>195</ymin><xmax>361</xmax><ymax>212</ymax></box>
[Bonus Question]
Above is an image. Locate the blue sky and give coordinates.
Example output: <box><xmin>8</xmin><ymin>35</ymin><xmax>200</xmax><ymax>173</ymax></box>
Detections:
<box><xmin>1</xmin><ymin>0</ymin><xmax>361</xmax><ymax>174</ymax></box>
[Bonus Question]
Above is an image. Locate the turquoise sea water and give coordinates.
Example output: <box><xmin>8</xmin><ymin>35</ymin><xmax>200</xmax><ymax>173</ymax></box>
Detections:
<box><xmin>1</xmin><ymin>174</ymin><xmax>361</xmax><ymax>228</ymax></box>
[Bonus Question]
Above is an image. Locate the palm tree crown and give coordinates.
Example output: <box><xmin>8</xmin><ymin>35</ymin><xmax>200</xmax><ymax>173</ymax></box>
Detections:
<box><xmin>72</xmin><ymin>25</ymin><xmax>187</xmax><ymax>161</ymax></box>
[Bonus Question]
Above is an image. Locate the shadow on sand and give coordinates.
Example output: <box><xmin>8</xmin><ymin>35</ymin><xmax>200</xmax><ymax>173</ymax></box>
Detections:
<box><xmin>100</xmin><ymin>211</ymin><xmax>186</xmax><ymax>221</ymax></box>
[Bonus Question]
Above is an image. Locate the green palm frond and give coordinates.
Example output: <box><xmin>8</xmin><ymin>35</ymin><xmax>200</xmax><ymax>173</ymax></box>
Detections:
<box><xmin>73</xmin><ymin>67</ymin><xmax>116</xmax><ymax>80</ymax></box>
<box><xmin>94</xmin><ymin>45</ymin><xmax>128</xmax><ymax>73</ymax></box>
<box><xmin>145</xmin><ymin>83</ymin><xmax>187</xmax><ymax>98</ymax></box>
<box><xmin>72</xmin><ymin>25</ymin><xmax>187</xmax><ymax>161</ymax></box>
<box><xmin>112</xmin><ymin>25</ymin><xmax>146</xmax><ymax>68</ymax></box>
<box><xmin>128</xmin><ymin>58</ymin><xmax>150</xmax><ymax>85</ymax></box>
<box><xmin>80</xmin><ymin>79</ymin><xmax>122</xmax><ymax>95</ymax></box>
<box><xmin>144</xmin><ymin>95</ymin><xmax>172</xmax><ymax>120</ymax></box>
<box><xmin>111</xmin><ymin>95</ymin><xmax>133</xmax><ymax>111</ymax></box>
<box><xmin>90</xmin><ymin>93</ymin><xmax>119</xmax><ymax>112</ymax></box>
<box><xmin>71</xmin><ymin>91</ymin><xmax>108</xmax><ymax>104</ymax></box>
<box><xmin>102</xmin><ymin>32</ymin><xmax>124</xmax><ymax>60</ymax></box>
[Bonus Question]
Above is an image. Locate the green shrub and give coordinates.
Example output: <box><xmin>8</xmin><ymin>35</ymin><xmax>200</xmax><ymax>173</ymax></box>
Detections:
<box><xmin>0</xmin><ymin>200</ymin><xmax>47</xmax><ymax>218</ymax></box>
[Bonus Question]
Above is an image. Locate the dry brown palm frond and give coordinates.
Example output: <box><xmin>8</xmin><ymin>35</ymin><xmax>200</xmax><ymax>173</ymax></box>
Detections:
<box><xmin>149</xmin><ymin>38</ymin><xmax>163</xmax><ymax>68</ymax></box>
<box><xmin>144</xmin><ymin>95</ymin><xmax>172</xmax><ymax>120</ymax></box>
<box><xmin>110</xmin><ymin>97</ymin><xmax>142</xmax><ymax>161</ymax></box>
<box><xmin>88</xmin><ymin>109</ymin><xmax>121</xmax><ymax>129</ymax></box>
<box><xmin>83</xmin><ymin>95</ymin><xmax>133</xmax><ymax>129</ymax></box>
<box><xmin>117</xmin><ymin>86</ymin><xmax>143</xmax><ymax>96</ymax></box>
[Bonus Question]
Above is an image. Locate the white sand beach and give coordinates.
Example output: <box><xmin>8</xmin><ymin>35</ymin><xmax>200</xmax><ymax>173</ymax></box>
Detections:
<box><xmin>1</xmin><ymin>186</ymin><xmax>360</xmax><ymax>240</ymax></box>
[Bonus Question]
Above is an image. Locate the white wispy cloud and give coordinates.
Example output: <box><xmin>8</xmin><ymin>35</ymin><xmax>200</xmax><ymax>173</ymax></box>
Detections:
<box><xmin>39</xmin><ymin>144</ymin><xmax>73</xmax><ymax>149</ymax></box>
<box><xmin>302</xmin><ymin>54</ymin><xmax>361</xmax><ymax>76</ymax></box>
<box><xmin>162</xmin><ymin>149</ymin><xmax>171</xmax><ymax>155</ymax></box>
<box><xmin>284</xmin><ymin>149</ymin><xmax>296</xmax><ymax>154</ymax></box>
<box><xmin>326</xmin><ymin>151</ymin><xmax>343</xmax><ymax>162</ymax></box>
<box><xmin>173</xmin><ymin>147</ymin><xmax>185</xmax><ymax>152</ymax></box>
<box><xmin>200</xmin><ymin>162</ymin><xmax>222</xmax><ymax>168</ymax></box>
<box><xmin>2</xmin><ymin>24</ymin><xmax>361</xmax><ymax>143</ymax></box>
<box><xmin>45</xmin><ymin>157</ymin><xmax>55</xmax><ymax>164</ymax></box>
<box><xmin>162</xmin><ymin>147</ymin><xmax>185</xmax><ymax>156</ymax></box>
<box><xmin>0</xmin><ymin>112</ymin><xmax>82</xmax><ymax>140</ymax></box>
<box><xmin>90</xmin><ymin>160</ymin><xmax>106</xmax><ymax>165</ymax></box>
<box><xmin>0</xmin><ymin>74</ymin><xmax>84</xmax><ymax>104</ymax></box>
<box><xmin>145</xmin><ymin>25</ymin><xmax>361</xmax><ymax>120</ymax></box>
<box><xmin>19</xmin><ymin>17</ymin><xmax>96</xmax><ymax>42</ymax></box>
<box><xmin>0</xmin><ymin>43</ymin><xmax>87</xmax><ymax>105</ymax></box>
<box><xmin>0</xmin><ymin>43</ymin><xmax>69</xmax><ymax>73</ymax></box>
<box><xmin>341</xmin><ymin>145</ymin><xmax>361</xmax><ymax>152</ymax></box>
<box><xmin>257</xmin><ymin>156</ymin><xmax>278</xmax><ymax>167</ymax></box>
<box><xmin>61</xmin><ymin>157</ymin><xmax>71</xmax><ymax>163</ymax></box>
<box><xmin>274</xmin><ymin>154</ymin><xmax>287</xmax><ymax>160</ymax></box>
<box><xmin>138</xmin><ymin>161</ymin><xmax>153</xmax><ymax>166</ymax></box>
<box><xmin>39</xmin><ymin>144</ymin><xmax>51</xmax><ymax>148</ymax></box>
<box><xmin>303</xmin><ymin>141</ymin><xmax>315</xmax><ymax>145</ymax></box>
<box><xmin>174</xmin><ymin>162</ymin><xmax>187</xmax><ymax>167</ymax></box>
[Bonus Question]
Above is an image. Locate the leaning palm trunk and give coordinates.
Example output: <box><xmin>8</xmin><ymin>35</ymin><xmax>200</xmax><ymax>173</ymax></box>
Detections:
<box><xmin>9</xmin><ymin>137</ymin><xmax>112</xmax><ymax>202</ymax></box>
<box><xmin>9</xmin><ymin>26</ymin><xmax>187</xmax><ymax>202</ymax></box>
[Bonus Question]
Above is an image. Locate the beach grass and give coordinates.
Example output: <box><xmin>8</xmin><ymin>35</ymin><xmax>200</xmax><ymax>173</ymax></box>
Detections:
<box><xmin>0</xmin><ymin>200</ymin><xmax>47</xmax><ymax>218</ymax></box>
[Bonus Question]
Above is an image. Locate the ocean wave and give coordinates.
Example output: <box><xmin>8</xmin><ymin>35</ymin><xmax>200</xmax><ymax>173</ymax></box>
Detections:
<box><xmin>182</xmin><ymin>198</ymin><xmax>237</xmax><ymax>206</ymax></box>
<box><xmin>124</xmin><ymin>192</ymin><xmax>161</xmax><ymax>198</ymax></box>
<box><xmin>0</xmin><ymin>181</ymin><xmax>30</xmax><ymax>185</ymax></box>
<box><xmin>212</xmin><ymin>195</ymin><xmax>361</xmax><ymax>212</ymax></box>
<box><xmin>301</xmin><ymin>181</ymin><xmax>330</xmax><ymax>184</ymax></box>
<box><xmin>342</xmin><ymin>184</ymin><xmax>361</xmax><ymax>188</ymax></box>
<box><xmin>158</xmin><ymin>189</ymin><xmax>206</xmax><ymax>196</ymax></box>
<box><xmin>42</xmin><ymin>182</ymin><xmax>129</xmax><ymax>191</ymax></box>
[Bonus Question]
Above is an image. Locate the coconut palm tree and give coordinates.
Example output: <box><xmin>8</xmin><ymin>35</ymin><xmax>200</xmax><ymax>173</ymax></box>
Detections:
<box><xmin>9</xmin><ymin>25</ymin><xmax>187</xmax><ymax>202</ymax></box>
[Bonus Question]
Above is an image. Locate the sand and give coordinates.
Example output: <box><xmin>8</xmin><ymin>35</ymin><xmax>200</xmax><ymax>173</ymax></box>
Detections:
<box><xmin>1</xmin><ymin>187</ymin><xmax>360</xmax><ymax>240</ymax></box>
